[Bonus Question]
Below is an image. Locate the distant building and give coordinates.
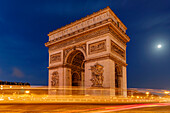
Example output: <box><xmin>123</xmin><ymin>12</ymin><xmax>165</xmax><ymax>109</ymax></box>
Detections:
<box><xmin>0</xmin><ymin>81</ymin><xmax>30</xmax><ymax>94</ymax></box>
<box><xmin>0</xmin><ymin>80</ymin><xmax>30</xmax><ymax>86</ymax></box>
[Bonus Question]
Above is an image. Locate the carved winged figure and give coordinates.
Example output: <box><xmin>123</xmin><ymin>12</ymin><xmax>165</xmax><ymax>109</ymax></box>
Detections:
<box><xmin>51</xmin><ymin>71</ymin><xmax>59</xmax><ymax>86</ymax></box>
<box><xmin>90</xmin><ymin>63</ymin><xmax>104</xmax><ymax>87</ymax></box>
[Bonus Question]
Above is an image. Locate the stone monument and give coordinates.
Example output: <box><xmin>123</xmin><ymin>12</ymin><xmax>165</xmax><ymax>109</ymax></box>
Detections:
<box><xmin>45</xmin><ymin>7</ymin><xmax>130</xmax><ymax>96</ymax></box>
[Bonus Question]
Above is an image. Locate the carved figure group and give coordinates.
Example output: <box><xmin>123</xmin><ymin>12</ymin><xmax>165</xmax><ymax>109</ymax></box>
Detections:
<box><xmin>90</xmin><ymin>63</ymin><xmax>104</xmax><ymax>87</ymax></box>
<box><xmin>51</xmin><ymin>71</ymin><xmax>59</xmax><ymax>86</ymax></box>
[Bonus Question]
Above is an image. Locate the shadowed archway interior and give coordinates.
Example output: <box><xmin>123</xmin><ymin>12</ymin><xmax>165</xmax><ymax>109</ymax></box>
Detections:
<box><xmin>67</xmin><ymin>50</ymin><xmax>85</xmax><ymax>86</ymax></box>
<box><xmin>115</xmin><ymin>63</ymin><xmax>122</xmax><ymax>95</ymax></box>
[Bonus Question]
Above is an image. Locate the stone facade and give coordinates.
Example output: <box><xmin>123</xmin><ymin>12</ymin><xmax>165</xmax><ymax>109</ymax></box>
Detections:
<box><xmin>45</xmin><ymin>7</ymin><xmax>130</xmax><ymax>96</ymax></box>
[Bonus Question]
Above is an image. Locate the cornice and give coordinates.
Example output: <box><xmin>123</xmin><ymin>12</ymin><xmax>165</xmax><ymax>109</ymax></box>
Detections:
<box><xmin>48</xmin><ymin>63</ymin><xmax>84</xmax><ymax>70</ymax></box>
<box><xmin>85</xmin><ymin>53</ymin><xmax>127</xmax><ymax>67</ymax></box>
<box><xmin>107</xmin><ymin>7</ymin><xmax>127</xmax><ymax>30</ymax></box>
<box><xmin>48</xmin><ymin>64</ymin><xmax>64</xmax><ymax>69</ymax></box>
<box><xmin>45</xmin><ymin>21</ymin><xmax>110</xmax><ymax>47</ymax></box>
<box><xmin>108</xmin><ymin>19</ymin><xmax>130</xmax><ymax>42</ymax></box>
<box><xmin>48</xmin><ymin>7</ymin><xmax>109</xmax><ymax>36</ymax></box>
<box><xmin>47</xmin><ymin>6</ymin><xmax>128</xmax><ymax>42</ymax></box>
<box><xmin>45</xmin><ymin>19</ymin><xmax>130</xmax><ymax>48</ymax></box>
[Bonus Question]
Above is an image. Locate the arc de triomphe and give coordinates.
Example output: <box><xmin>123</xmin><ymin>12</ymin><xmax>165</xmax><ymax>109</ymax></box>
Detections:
<box><xmin>45</xmin><ymin>7</ymin><xmax>130</xmax><ymax>96</ymax></box>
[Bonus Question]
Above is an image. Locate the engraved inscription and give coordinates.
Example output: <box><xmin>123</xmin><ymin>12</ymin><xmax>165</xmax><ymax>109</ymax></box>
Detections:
<box><xmin>111</xmin><ymin>41</ymin><xmax>125</xmax><ymax>59</ymax></box>
<box><xmin>89</xmin><ymin>40</ymin><xmax>106</xmax><ymax>54</ymax></box>
<box><xmin>50</xmin><ymin>52</ymin><xmax>61</xmax><ymax>63</ymax></box>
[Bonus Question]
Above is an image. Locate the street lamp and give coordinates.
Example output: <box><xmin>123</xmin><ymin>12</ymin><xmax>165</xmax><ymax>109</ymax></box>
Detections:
<box><xmin>146</xmin><ymin>92</ymin><xmax>150</xmax><ymax>98</ymax></box>
<box><xmin>25</xmin><ymin>90</ymin><xmax>30</xmax><ymax>94</ymax></box>
<box><xmin>164</xmin><ymin>91</ymin><xmax>169</xmax><ymax>95</ymax></box>
<box><xmin>146</xmin><ymin>91</ymin><xmax>150</xmax><ymax>95</ymax></box>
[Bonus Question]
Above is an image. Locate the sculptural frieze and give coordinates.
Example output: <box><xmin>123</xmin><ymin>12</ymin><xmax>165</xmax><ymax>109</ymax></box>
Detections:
<box><xmin>90</xmin><ymin>63</ymin><xmax>104</xmax><ymax>87</ymax></box>
<box><xmin>49</xmin><ymin>27</ymin><xmax>109</xmax><ymax>51</ymax></box>
<box><xmin>50</xmin><ymin>52</ymin><xmax>61</xmax><ymax>64</ymax></box>
<box><xmin>89</xmin><ymin>40</ymin><xmax>106</xmax><ymax>54</ymax></box>
<box><xmin>111</xmin><ymin>41</ymin><xmax>125</xmax><ymax>59</ymax></box>
<box><xmin>51</xmin><ymin>71</ymin><xmax>59</xmax><ymax>86</ymax></box>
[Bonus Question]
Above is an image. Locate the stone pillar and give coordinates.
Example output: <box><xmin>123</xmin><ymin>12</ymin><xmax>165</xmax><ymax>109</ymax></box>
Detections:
<box><xmin>81</xmin><ymin>72</ymin><xmax>85</xmax><ymax>87</ymax></box>
<box><xmin>85</xmin><ymin>59</ymin><xmax>115</xmax><ymax>96</ymax></box>
<box><xmin>63</xmin><ymin>67</ymin><xmax>71</xmax><ymax>86</ymax></box>
<box><xmin>63</xmin><ymin>67</ymin><xmax>72</xmax><ymax>95</ymax></box>
<box><xmin>122</xmin><ymin>66</ymin><xmax>127</xmax><ymax>97</ymax></box>
<box><xmin>48</xmin><ymin>70</ymin><xmax>51</xmax><ymax>88</ymax></box>
<box><xmin>118</xmin><ymin>75</ymin><xmax>123</xmax><ymax>96</ymax></box>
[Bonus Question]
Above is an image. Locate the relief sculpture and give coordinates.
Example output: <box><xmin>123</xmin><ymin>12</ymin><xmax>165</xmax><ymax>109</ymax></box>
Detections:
<box><xmin>111</xmin><ymin>41</ymin><xmax>125</xmax><ymax>59</ymax></box>
<box><xmin>89</xmin><ymin>40</ymin><xmax>106</xmax><ymax>54</ymax></box>
<box><xmin>50</xmin><ymin>52</ymin><xmax>61</xmax><ymax>64</ymax></box>
<box><xmin>90</xmin><ymin>63</ymin><xmax>104</xmax><ymax>87</ymax></box>
<box><xmin>51</xmin><ymin>71</ymin><xmax>59</xmax><ymax>86</ymax></box>
<box><xmin>49</xmin><ymin>27</ymin><xmax>109</xmax><ymax>51</ymax></box>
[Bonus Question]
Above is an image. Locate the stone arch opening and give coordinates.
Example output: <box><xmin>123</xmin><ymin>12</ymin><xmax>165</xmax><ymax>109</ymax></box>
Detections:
<box><xmin>66</xmin><ymin>50</ymin><xmax>85</xmax><ymax>87</ymax></box>
<box><xmin>115</xmin><ymin>63</ymin><xmax>122</xmax><ymax>95</ymax></box>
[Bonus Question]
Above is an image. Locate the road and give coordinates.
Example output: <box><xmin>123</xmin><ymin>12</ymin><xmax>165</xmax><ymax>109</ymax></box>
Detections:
<box><xmin>0</xmin><ymin>103</ymin><xmax>169</xmax><ymax>112</ymax></box>
<box><xmin>120</xmin><ymin>106</ymin><xmax>170</xmax><ymax>113</ymax></box>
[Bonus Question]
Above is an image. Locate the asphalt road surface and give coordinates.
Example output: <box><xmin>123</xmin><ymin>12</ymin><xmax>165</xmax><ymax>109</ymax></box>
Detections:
<box><xmin>0</xmin><ymin>103</ymin><xmax>169</xmax><ymax>112</ymax></box>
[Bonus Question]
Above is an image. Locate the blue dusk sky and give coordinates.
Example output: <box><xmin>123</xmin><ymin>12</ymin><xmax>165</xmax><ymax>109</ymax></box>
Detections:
<box><xmin>0</xmin><ymin>0</ymin><xmax>170</xmax><ymax>89</ymax></box>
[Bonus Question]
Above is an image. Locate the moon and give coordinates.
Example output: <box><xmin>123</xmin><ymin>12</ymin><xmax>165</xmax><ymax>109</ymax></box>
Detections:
<box><xmin>157</xmin><ymin>44</ymin><xmax>162</xmax><ymax>48</ymax></box>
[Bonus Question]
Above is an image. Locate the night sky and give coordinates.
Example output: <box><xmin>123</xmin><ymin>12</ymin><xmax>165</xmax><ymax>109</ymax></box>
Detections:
<box><xmin>0</xmin><ymin>0</ymin><xmax>170</xmax><ymax>89</ymax></box>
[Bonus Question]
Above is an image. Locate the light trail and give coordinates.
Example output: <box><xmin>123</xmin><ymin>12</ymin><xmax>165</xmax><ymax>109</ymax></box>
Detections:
<box><xmin>98</xmin><ymin>103</ymin><xmax>170</xmax><ymax>112</ymax></box>
<box><xmin>0</xmin><ymin>85</ymin><xmax>169</xmax><ymax>104</ymax></box>
<box><xmin>69</xmin><ymin>103</ymin><xmax>170</xmax><ymax>112</ymax></box>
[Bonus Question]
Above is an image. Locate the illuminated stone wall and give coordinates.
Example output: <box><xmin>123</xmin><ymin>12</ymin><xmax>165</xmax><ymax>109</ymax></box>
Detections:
<box><xmin>45</xmin><ymin>7</ymin><xmax>130</xmax><ymax>96</ymax></box>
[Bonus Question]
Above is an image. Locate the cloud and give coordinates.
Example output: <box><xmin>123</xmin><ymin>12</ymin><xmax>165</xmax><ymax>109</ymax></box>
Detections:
<box><xmin>142</xmin><ymin>14</ymin><xmax>170</xmax><ymax>29</ymax></box>
<box><xmin>12</xmin><ymin>67</ymin><xmax>24</xmax><ymax>78</ymax></box>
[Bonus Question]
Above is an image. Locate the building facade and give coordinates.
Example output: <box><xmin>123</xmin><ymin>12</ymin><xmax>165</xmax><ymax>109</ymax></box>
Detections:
<box><xmin>45</xmin><ymin>7</ymin><xmax>130</xmax><ymax>96</ymax></box>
